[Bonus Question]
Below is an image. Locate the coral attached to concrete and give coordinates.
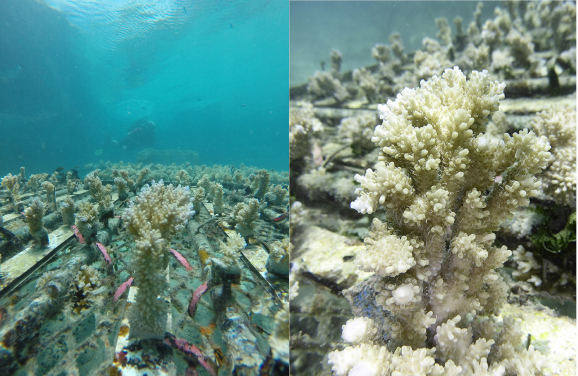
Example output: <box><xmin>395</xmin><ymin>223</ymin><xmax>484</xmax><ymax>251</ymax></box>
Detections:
<box><xmin>122</xmin><ymin>180</ymin><xmax>193</xmax><ymax>339</ymax></box>
<box><xmin>84</xmin><ymin>170</ymin><xmax>113</xmax><ymax>215</ymax></box>
<box><xmin>60</xmin><ymin>196</ymin><xmax>75</xmax><ymax>227</ymax></box>
<box><xmin>218</xmin><ymin>231</ymin><xmax>246</xmax><ymax>270</ymax></box>
<box><xmin>75</xmin><ymin>201</ymin><xmax>99</xmax><ymax>242</ymax></box>
<box><xmin>25</xmin><ymin>197</ymin><xmax>48</xmax><ymax>246</ymax></box>
<box><xmin>1</xmin><ymin>173</ymin><xmax>21</xmax><ymax>213</ymax></box>
<box><xmin>231</xmin><ymin>198</ymin><xmax>260</xmax><ymax>237</ymax></box>
<box><xmin>266</xmin><ymin>238</ymin><xmax>290</xmax><ymax>276</ymax></box>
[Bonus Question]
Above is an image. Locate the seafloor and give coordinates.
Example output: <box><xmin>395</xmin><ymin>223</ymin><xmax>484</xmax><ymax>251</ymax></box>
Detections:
<box><xmin>0</xmin><ymin>160</ymin><xmax>289</xmax><ymax>375</ymax></box>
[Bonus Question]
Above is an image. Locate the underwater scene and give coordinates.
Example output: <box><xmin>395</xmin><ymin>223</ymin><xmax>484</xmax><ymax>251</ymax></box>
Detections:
<box><xmin>1</xmin><ymin>0</ymin><xmax>289</xmax><ymax>375</ymax></box>
<box><xmin>290</xmin><ymin>1</ymin><xmax>576</xmax><ymax>376</ymax></box>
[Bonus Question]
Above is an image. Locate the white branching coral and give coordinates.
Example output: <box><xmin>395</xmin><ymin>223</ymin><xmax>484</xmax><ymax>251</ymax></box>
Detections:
<box><xmin>266</xmin><ymin>238</ymin><xmax>290</xmax><ymax>276</ymax></box>
<box><xmin>175</xmin><ymin>169</ymin><xmax>190</xmax><ymax>186</ymax></box>
<box><xmin>252</xmin><ymin>169</ymin><xmax>270</xmax><ymax>200</ymax></box>
<box><xmin>212</xmin><ymin>182</ymin><xmax>225</xmax><ymax>214</ymax></box>
<box><xmin>290</xmin><ymin>101</ymin><xmax>324</xmax><ymax>161</ymax></box>
<box><xmin>511</xmin><ymin>245</ymin><xmax>542</xmax><ymax>287</ymax></box>
<box><xmin>413</xmin><ymin>38</ymin><xmax>451</xmax><ymax>81</ymax></box>
<box><xmin>123</xmin><ymin>180</ymin><xmax>193</xmax><ymax>240</ymax></box>
<box><xmin>193</xmin><ymin>187</ymin><xmax>205</xmax><ymax>212</ymax></box>
<box><xmin>230</xmin><ymin>198</ymin><xmax>260</xmax><ymax>237</ymax></box>
<box><xmin>114</xmin><ymin>177</ymin><xmax>129</xmax><ymax>201</ymax></box>
<box><xmin>128</xmin><ymin>228</ymin><xmax>169</xmax><ymax>339</ymax></box>
<box><xmin>307</xmin><ymin>71</ymin><xmax>350</xmax><ymax>102</ymax></box>
<box><xmin>265</xmin><ymin>184</ymin><xmax>288</xmax><ymax>205</ymax></box>
<box><xmin>1</xmin><ymin>173</ymin><xmax>21</xmax><ymax>213</ymax></box>
<box><xmin>357</xmin><ymin>220</ymin><xmax>423</xmax><ymax>278</ymax></box>
<box><xmin>218</xmin><ymin>231</ymin><xmax>246</xmax><ymax>269</ymax></box>
<box><xmin>338</xmin><ymin>112</ymin><xmax>379</xmax><ymax>151</ymax></box>
<box><xmin>122</xmin><ymin>180</ymin><xmax>193</xmax><ymax>339</ymax></box>
<box><xmin>76</xmin><ymin>265</ymin><xmax>101</xmax><ymax>296</ymax></box>
<box><xmin>352</xmin><ymin>67</ymin><xmax>379</xmax><ymax>102</ymax></box>
<box><xmin>332</xmin><ymin>67</ymin><xmax>551</xmax><ymax>374</ymax></box>
<box><xmin>25</xmin><ymin>197</ymin><xmax>48</xmax><ymax>246</ymax></box>
<box><xmin>75</xmin><ymin>201</ymin><xmax>99</xmax><ymax>242</ymax></box>
<box><xmin>531</xmin><ymin>104</ymin><xmax>576</xmax><ymax>206</ymax></box>
<box><xmin>41</xmin><ymin>181</ymin><xmax>56</xmax><ymax>211</ymax></box>
<box><xmin>84</xmin><ymin>170</ymin><xmax>113</xmax><ymax>214</ymax></box>
<box><xmin>60</xmin><ymin>196</ymin><xmax>75</xmax><ymax>226</ymax></box>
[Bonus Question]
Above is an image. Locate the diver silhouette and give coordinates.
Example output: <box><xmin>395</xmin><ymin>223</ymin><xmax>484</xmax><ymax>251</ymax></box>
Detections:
<box><xmin>112</xmin><ymin>118</ymin><xmax>156</xmax><ymax>151</ymax></box>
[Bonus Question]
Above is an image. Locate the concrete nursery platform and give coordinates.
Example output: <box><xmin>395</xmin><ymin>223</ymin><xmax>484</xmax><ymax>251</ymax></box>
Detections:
<box><xmin>0</xmin><ymin>163</ymin><xmax>291</xmax><ymax>375</ymax></box>
<box><xmin>0</xmin><ymin>225</ymin><xmax>73</xmax><ymax>296</ymax></box>
<box><xmin>0</xmin><ymin>190</ymin><xmax>119</xmax><ymax>298</ymax></box>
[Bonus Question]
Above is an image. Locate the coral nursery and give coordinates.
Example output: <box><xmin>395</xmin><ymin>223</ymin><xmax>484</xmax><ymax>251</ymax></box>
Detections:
<box><xmin>290</xmin><ymin>1</ymin><xmax>575</xmax><ymax>376</ymax></box>
<box><xmin>0</xmin><ymin>161</ymin><xmax>289</xmax><ymax>375</ymax></box>
<box><xmin>0</xmin><ymin>0</ymin><xmax>289</xmax><ymax>374</ymax></box>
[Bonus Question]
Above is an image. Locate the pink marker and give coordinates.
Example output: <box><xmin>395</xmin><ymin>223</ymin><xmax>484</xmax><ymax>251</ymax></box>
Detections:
<box><xmin>71</xmin><ymin>225</ymin><xmax>85</xmax><ymax>244</ymax></box>
<box><xmin>167</xmin><ymin>337</ymin><xmax>217</xmax><ymax>376</ymax></box>
<box><xmin>189</xmin><ymin>282</ymin><xmax>208</xmax><ymax>317</ymax></box>
<box><xmin>170</xmin><ymin>248</ymin><xmax>193</xmax><ymax>272</ymax></box>
<box><xmin>95</xmin><ymin>242</ymin><xmax>112</xmax><ymax>265</ymax></box>
<box><xmin>114</xmin><ymin>277</ymin><xmax>134</xmax><ymax>302</ymax></box>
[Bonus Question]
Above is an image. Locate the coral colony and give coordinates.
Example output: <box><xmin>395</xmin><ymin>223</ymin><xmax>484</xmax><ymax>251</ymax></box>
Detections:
<box><xmin>289</xmin><ymin>1</ymin><xmax>575</xmax><ymax>375</ymax></box>
<box><xmin>122</xmin><ymin>180</ymin><xmax>194</xmax><ymax>339</ymax></box>
<box><xmin>328</xmin><ymin>67</ymin><xmax>550</xmax><ymax>375</ymax></box>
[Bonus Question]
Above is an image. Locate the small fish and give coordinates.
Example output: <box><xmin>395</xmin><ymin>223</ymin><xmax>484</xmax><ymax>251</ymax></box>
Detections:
<box><xmin>54</xmin><ymin>167</ymin><xmax>64</xmax><ymax>172</ymax></box>
<box><xmin>114</xmin><ymin>277</ymin><xmax>134</xmax><ymax>302</ymax></box>
<box><xmin>189</xmin><ymin>282</ymin><xmax>208</xmax><ymax>317</ymax></box>
<box><xmin>71</xmin><ymin>225</ymin><xmax>85</xmax><ymax>244</ymax></box>
<box><xmin>272</xmin><ymin>212</ymin><xmax>288</xmax><ymax>222</ymax></box>
<box><xmin>96</xmin><ymin>242</ymin><xmax>112</xmax><ymax>265</ymax></box>
<box><xmin>170</xmin><ymin>248</ymin><xmax>193</xmax><ymax>271</ymax></box>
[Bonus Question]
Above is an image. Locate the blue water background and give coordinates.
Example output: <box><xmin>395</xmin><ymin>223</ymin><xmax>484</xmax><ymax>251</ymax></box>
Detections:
<box><xmin>0</xmin><ymin>0</ymin><xmax>288</xmax><ymax>177</ymax></box>
<box><xmin>290</xmin><ymin>1</ymin><xmax>495</xmax><ymax>86</ymax></box>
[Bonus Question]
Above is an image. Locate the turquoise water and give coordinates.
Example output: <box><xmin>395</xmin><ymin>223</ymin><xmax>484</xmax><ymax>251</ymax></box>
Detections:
<box><xmin>0</xmin><ymin>0</ymin><xmax>288</xmax><ymax>175</ymax></box>
<box><xmin>290</xmin><ymin>1</ymin><xmax>495</xmax><ymax>86</ymax></box>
